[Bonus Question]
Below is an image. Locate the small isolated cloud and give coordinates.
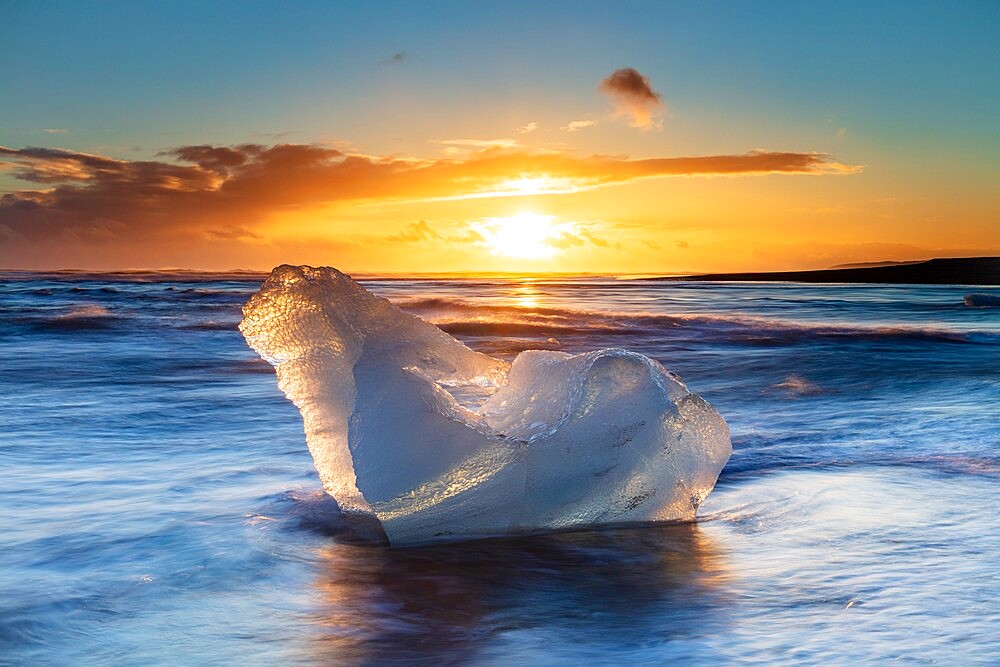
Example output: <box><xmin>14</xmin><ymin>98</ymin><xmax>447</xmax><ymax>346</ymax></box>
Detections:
<box><xmin>387</xmin><ymin>220</ymin><xmax>442</xmax><ymax>243</ymax></box>
<box><xmin>41</xmin><ymin>128</ymin><xmax>69</xmax><ymax>134</ymax></box>
<box><xmin>204</xmin><ymin>225</ymin><xmax>262</xmax><ymax>242</ymax></box>
<box><xmin>545</xmin><ymin>225</ymin><xmax>622</xmax><ymax>252</ymax></box>
<box><xmin>676</xmin><ymin>239</ymin><xmax>689</xmax><ymax>249</ymax></box>
<box><xmin>432</xmin><ymin>138</ymin><xmax>520</xmax><ymax>150</ymax></box>
<box><xmin>382</xmin><ymin>52</ymin><xmax>407</xmax><ymax>65</ymax></box>
<box><xmin>561</xmin><ymin>119</ymin><xmax>596</xmax><ymax>132</ymax></box>
<box><xmin>517</xmin><ymin>122</ymin><xmax>539</xmax><ymax>135</ymax></box>
<box><xmin>579</xmin><ymin>227</ymin><xmax>621</xmax><ymax>250</ymax></box>
<box><xmin>837</xmin><ymin>128</ymin><xmax>847</xmax><ymax>139</ymax></box>
<box><xmin>599</xmin><ymin>67</ymin><xmax>664</xmax><ymax>130</ymax></box>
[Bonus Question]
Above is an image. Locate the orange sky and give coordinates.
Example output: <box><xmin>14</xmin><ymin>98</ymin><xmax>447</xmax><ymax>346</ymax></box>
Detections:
<box><xmin>2</xmin><ymin>135</ymin><xmax>996</xmax><ymax>273</ymax></box>
<box><xmin>2</xmin><ymin>4</ymin><xmax>998</xmax><ymax>274</ymax></box>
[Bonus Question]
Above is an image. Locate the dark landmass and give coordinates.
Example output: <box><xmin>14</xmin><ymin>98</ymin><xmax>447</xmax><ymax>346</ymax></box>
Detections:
<box><xmin>830</xmin><ymin>260</ymin><xmax>923</xmax><ymax>269</ymax></box>
<box><xmin>656</xmin><ymin>257</ymin><xmax>1000</xmax><ymax>285</ymax></box>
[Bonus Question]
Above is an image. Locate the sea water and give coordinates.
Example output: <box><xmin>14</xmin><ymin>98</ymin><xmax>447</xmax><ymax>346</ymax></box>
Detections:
<box><xmin>1</xmin><ymin>273</ymin><xmax>997</xmax><ymax>664</ymax></box>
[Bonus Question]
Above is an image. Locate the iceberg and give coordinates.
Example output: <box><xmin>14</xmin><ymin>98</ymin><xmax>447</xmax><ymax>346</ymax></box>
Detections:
<box><xmin>240</xmin><ymin>266</ymin><xmax>731</xmax><ymax>545</ymax></box>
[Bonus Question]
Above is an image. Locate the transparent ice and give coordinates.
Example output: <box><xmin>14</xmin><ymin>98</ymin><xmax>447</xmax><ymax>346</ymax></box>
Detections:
<box><xmin>240</xmin><ymin>266</ymin><xmax>731</xmax><ymax>545</ymax></box>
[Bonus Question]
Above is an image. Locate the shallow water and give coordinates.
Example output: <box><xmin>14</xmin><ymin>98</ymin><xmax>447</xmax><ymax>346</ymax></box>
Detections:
<box><xmin>1</xmin><ymin>274</ymin><xmax>998</xmax><ymax>664</ymax></box>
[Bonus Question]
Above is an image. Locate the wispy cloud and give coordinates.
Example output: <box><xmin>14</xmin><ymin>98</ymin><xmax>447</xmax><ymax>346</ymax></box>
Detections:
<box><xmin>41</xmin><ymin>128</ymin><xmax>70</xmax><ymax>134</ymax></box>
<box><xmin>386</xmin><ymin>220</ymin><xmax>442</xmax><ymax>243</ymax></box>
<box><xmin>599</xmin><ymin>67</ymin><xmax>663</xmax><ymax>129</ymax></box>
<box><xmin>561</xmin><ymin>119</ymin><xmax>596</xmax><ymax>132</ymax></box>
<box><xmin>516</xmin><ymin>122</ymin><xmax>539</xmax><ymax>135</ymax></box>
<box><xmin>432</xmin><ymin>138</ymin><xmax>520</xmax><ymax>150</ymax></box>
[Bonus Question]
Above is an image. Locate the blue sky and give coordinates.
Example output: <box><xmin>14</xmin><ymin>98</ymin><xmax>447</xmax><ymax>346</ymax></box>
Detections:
<box><xmin>3</xmin><ymin>1</ymin><xmax>996</xmax><ymax>158</ymax></box>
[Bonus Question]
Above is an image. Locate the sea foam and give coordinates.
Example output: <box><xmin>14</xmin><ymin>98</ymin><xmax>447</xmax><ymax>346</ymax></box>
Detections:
<box><xmin>240</xmin><ymin>266</ymin><xmax>731</xmax><ymax>544</ymax></box>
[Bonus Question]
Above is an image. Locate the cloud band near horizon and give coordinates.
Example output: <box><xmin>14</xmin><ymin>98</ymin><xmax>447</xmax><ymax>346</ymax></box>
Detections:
<box><xmin>0</xmin><ymin>143</ymin><xmax>861</xmax><ymax>244</ymax></box>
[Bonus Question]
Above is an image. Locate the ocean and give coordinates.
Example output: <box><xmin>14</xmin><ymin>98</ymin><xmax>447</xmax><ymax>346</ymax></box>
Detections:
<box><xmin>1</xmin><ymin>272</ymin><xmax>998</xmax><ymax>665</ymax></box>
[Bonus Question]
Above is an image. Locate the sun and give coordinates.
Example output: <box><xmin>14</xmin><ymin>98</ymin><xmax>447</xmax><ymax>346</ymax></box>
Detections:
<box><xmin>474</xmin><ymin>212</ymin><xmax>570</xmax><ymax>260</ymax></box>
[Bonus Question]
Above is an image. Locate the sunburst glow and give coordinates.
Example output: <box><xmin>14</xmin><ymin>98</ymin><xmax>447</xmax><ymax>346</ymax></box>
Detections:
<box><xmin>473</xmin><ymin>213</ymin><xmax>574</xmax><ymax>260</ymax></box>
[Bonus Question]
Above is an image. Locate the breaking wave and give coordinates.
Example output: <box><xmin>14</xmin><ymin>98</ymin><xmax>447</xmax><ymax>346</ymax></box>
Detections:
<box><xmin>9</xmin><ymin>305</ymin><xmax>125</xmax><ymax>332</ymax></box>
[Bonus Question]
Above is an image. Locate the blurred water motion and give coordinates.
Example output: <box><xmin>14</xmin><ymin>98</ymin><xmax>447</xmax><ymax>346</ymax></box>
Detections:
<box><xmin>0</xmin><ymin>274</ymin><xmax>997</xmax><ymax>664</ymax></box>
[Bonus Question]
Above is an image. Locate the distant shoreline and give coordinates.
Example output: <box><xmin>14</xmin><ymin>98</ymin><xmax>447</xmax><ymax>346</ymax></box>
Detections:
<box><xmin>1</xmin><ymin>257</ymin><xmax>998</xmax><ymax>285</ymax></box>
<box><xmin>652</xmin><ymin>257</ymin><xmax>1000</xmax><ymax>286</ymax></box>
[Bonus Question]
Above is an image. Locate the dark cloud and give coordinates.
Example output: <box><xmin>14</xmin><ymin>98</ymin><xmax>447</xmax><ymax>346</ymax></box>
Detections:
<box><xmin>599</xmin><ymin>67</ymin><xmax>664</xmax><ymax>129</ymax></box>
<box><xmin>382</xmin><ymin>52</ymin><xmax>407</xmax><ymax>65</ymax></box>
<box><xmin>167</xmin><ymin>145</ymin><xmax>248</xmax><ymax>174</ymax></box>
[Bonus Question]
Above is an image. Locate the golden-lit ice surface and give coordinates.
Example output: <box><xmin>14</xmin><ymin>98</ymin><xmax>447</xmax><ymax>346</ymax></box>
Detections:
<box><xmin>240</xmin><ymin>265</ymin><xmax>731</xmax><ymax>545</ymax></box>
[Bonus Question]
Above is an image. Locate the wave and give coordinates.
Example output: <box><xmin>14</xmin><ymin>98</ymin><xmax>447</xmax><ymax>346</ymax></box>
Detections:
<box><xmin>394</xmin><ymin>297</ymin><xmax>985</xmax><ymax>345</ymax></box>
<box><xmin>2</xmin><ymin>307</ymin><xmax>245</xmax><ymax>335</ymax></box>
<box><xmin>176</xmin><ymin>320</ymin><xmax>240</xmax><ymax>331</ymax></box>
<box><xmin>770</xmin><ymin>375</ymin><xmax>824</xmax><ymax>395</ymax></box>
<box><xmin>0</xmin><ymin>269</ymin><xmax>267</xmax><ymax>283</ymax></box>
<box><xmin>718</xmin><ymin>441</ymin><xmax>1000</xmax><ymax>480</ymax></box>
<box><xmin>16</xmin><ymin>305</ymin><xmax>124</xmax><ymax>331</ymax></box>
<box><xmin>964</xmin><ymin>293</ymin><xmax>1000</xmax><ymax>307</ymax></box>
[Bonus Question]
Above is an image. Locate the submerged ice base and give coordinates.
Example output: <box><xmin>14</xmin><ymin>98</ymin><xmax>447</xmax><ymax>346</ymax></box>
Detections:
<box><xmin>240</xmin><ymin>266</ymin><xmax>731</xmax><ymax>545</ymax></box>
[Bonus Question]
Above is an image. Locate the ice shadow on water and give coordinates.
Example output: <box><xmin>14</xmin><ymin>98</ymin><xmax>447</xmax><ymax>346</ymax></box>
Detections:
<box><xmin>298</xmin><ymin>518</ymin><xmax>731</xmax><ymax>663</ymax></box>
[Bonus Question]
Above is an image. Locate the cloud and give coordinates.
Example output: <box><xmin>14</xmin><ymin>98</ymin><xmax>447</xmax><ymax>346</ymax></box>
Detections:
<box><xmin>0</xmin><ymin>143</ymin><xmax>861</xmax><ymax>250</ymax></box>
<box><xmin>577</xmin><ymin>227</ymin><xmax>621</xmax><ymax>250</ymax></box>
<box><xmin>432</xmin><ymin>138</ymin><xmax>520</xmax><ymax>150</ymax></box>
<box><xmin>516</xmin><ymin>122</ymin><xmax>539</xmax><ymax>135</ymax></box>
<box><xmin>167</xmin><ymin>145</ymin><xmax>248</xmax><ymax>173</ymax></box>
<box><xmin>599</xmin><ymin>68</ymin><xmax>664</xmax><ymax>129</ymax></box>
<box><xmin>203</xmin><ymin>225</ymin><xmax>263</xmax><ymax>242</ymax></box>
<box><xmin>561</xmin><ymin>119</ymin><xmax>596</xmax><ymax>132</ymax></box>
<box><xmin>382</xmin><ymin>52</ymin><xmax>407</xmax><ymax>65</ymax></box>
<box><xmin>41</xmin><ymin>128</ymin><xmax>70</xmax><ymax>134</ymax></box>
<box><xmin>386</xmin><ymin>220</ymin><xmax>442</xmax><ymax>243</ymax></box>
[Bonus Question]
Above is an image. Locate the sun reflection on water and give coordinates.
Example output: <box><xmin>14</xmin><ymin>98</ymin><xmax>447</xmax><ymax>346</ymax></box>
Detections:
<box><xmin>511</xmin><ymin>284</ymin><xmax>541</xmax><ymax>309</ymax></box>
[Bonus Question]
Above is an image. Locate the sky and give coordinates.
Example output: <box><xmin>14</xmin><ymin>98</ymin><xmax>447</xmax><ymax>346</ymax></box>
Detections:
<box><xmin>1</xmin><ymin>0</ymin><xmax>998</xmax><ymax>273</ymax></box>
